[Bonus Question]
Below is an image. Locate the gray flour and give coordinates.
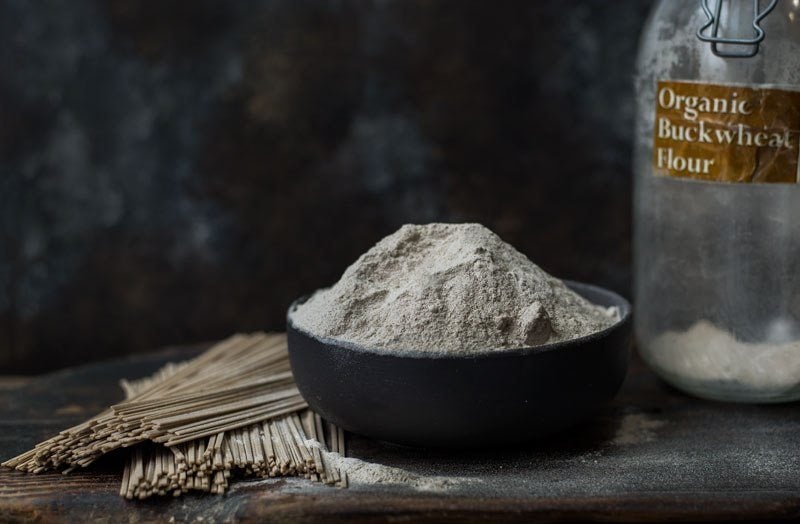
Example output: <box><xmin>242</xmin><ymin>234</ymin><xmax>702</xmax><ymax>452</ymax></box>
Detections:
<box><xmin>648</xmin><ymin>321</ymin><xmax>800</xmax><ymax>395</ymax></box>
<box><xmin>291</xmin><ymin>223</ymin><xmax>618</xmax><ymax>355</ymax></box>
<box><xmin>310</xmin><ymin>442</ymin><xmax>481</xmax><ymax>492</ymax></box>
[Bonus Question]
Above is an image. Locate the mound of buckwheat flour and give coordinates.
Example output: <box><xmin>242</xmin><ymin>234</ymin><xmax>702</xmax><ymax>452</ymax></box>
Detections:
<box><xmin>290</xmin><ymin>223</ymin><xmax>619</xmax><ymax>355</ymax></box>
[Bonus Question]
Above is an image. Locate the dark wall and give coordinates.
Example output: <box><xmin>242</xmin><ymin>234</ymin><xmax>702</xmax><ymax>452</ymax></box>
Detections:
<box><xmin>0</xmin><ymin>0</ymin><xmax>654</xmax><ymax>373</ymax></box>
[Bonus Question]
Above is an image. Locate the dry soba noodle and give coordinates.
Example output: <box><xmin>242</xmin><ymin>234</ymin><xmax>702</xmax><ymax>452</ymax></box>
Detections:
<box><xmin>3</xmin><ymin>333</ymin><xmax>347</xmax><ymax>499</ymax></box>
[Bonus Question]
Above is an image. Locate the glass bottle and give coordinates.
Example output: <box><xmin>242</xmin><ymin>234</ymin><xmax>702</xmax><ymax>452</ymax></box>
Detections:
<box><xmin>634</xmin><ymin>0</ymin><xmax>800</xmax><ymax>402</ymax></box>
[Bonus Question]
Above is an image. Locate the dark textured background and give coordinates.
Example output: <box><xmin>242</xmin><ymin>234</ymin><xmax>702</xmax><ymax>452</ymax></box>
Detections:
<box><xmin>0</xmin><ymin>0</ymin><xmax>654</xmax><ymax>373</ymax></box>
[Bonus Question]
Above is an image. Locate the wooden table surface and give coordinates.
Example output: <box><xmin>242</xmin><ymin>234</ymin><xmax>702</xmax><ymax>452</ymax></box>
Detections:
<box><xmin>1</xmin><ymin>344</ymin><xmax>799</xmax><ymax>523</ymax></box>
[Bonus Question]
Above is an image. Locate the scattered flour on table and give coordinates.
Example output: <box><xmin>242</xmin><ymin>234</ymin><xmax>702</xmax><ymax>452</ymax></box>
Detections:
<box><xmin>648</xmin><ymin>320</ymin><xmax>800</xmax><ymax>393</ymax></box>
<box><xmin>320</xmin><ymin>450</ymin><xmax>481</xmax><ymax>492</ymax></box>
<box><xmin>302</xmin><ymin>439</ymin><xmax>479</xmax><ymax>492</ymax></box>
<box><xmin>290</xmin><ymin>223</ymin><xmax>619</xmax><ymax>355</ymax></box>
<box><xmin>611</xmin><ymin>413</ymin><xmax>665</xmax><ymax>446</ymax></box>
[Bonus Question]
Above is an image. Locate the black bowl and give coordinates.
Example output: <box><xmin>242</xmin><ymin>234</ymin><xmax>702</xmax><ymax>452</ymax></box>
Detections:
<box><xmin>286</xmin><ymin>280</ymin><xmax>631</xmax><ymax>448</ymax></box>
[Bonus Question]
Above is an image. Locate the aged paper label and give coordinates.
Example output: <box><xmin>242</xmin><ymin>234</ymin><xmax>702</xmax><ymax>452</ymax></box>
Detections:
<box><xmin>653</xmin><ymin>80</ymin><xmax>800</xmax><ymax>183</ymax></box>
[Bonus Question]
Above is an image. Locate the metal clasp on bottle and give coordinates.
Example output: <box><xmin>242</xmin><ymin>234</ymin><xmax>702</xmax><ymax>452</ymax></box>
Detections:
<box><xmin>697</xmin><ymin>0</ymin><xmax>778</xmax><ymax>58</ymax></box>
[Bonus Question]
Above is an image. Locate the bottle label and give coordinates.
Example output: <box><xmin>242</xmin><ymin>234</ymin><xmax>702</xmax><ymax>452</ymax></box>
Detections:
<box><xmin>653</xmin><ymin>80</ymin><xmax>800</xmax><ymax>183</ymax></box>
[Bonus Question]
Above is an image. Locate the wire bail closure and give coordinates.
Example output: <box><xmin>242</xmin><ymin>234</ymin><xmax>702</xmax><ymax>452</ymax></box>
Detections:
<box><xmin>697</xmin><ymin>0</ymin><xmax>778</xmax><ymax>58</ymax></box>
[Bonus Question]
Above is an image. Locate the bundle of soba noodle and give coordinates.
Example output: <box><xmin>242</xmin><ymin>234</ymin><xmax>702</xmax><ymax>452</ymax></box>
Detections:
<box><xmin>2</xmin><ymin>333</ymin><xmax>348</xmax><ymax>499</ymax></box>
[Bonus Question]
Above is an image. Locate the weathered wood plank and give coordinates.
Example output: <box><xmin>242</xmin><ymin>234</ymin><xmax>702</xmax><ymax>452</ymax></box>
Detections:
<box><xmin>1</xmin><ymin>347</ymin><xmax>799</xmax><ymax>523</ymax></box>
